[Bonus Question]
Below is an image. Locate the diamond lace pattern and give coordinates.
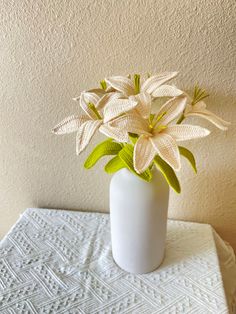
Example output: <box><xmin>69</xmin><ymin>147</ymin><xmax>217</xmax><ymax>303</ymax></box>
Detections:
<box><xmin>0</xmin><ymin>208</ymin><xmax>228</xmax><ymax>313</ymax></box>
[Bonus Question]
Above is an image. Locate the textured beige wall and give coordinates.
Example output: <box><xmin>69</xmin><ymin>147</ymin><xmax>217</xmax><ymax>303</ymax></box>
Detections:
<box><xmin>0</xmin><ymin>0</ymin><xmax>236</xmax><ymax>249</ymax></box>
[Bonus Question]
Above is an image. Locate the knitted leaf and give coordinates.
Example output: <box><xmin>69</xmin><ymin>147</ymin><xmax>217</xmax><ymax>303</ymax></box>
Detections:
<box><xmin>119</xmin><ymin>144</ymin><xmax>152</xmax><ymax>182</ymax></box>
<box><xmin>154</xmin><ymin>155</ymin><xmax>181</xmax><ymax>193</ymax></box>
<box><xmin>179</xmin><ymin>146</ymin><xmax>197</xmax><ymax>173</ymax></box>
<box><xmin>84</xmin><ymin>139</ymin><xmax>122</xmax><ymax>169</ymax></box>
<box><xmin>129</xmin><ymin>133</ymin><xmax>139</xmax><ymax>145</ymax></box>
<box><xmin>104</xmin><ymin>156</ymin><xmax>125</xmax><ymax>174</ymax></box>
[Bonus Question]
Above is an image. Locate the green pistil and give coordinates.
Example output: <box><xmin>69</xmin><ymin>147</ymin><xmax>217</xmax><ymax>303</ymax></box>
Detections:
<box><xmin>134</xmin><ymin>74</ymin><xmax>140</xmax><ymax>94</ymax></box>
<box><xmin>88</xmin><ymin>103</ymin><xmax>102</xmax><ymax>120</ymax></box>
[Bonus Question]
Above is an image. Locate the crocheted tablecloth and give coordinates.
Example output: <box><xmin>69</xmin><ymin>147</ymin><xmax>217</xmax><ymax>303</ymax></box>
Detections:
<box><xmin>0</xmin><ymin>208</ymin><xmax>228</xmax><ymax>313</ymax></box>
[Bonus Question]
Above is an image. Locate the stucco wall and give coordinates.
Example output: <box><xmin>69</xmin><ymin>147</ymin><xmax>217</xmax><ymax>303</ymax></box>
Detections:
<box><xmin>0</xmin><ymin>0</ymin><xmax>236</xmax><ymax>249</ymax></box>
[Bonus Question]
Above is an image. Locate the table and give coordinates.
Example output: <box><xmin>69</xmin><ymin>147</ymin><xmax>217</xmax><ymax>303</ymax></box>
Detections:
<box><xmin>0</xmin><ymin>208</ymin><xmax>229</xmax><ymax>313</ymax></box>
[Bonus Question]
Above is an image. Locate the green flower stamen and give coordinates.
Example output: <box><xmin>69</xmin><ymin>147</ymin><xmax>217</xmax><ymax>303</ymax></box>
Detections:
<box><xmin>88</xmin><ymin>103</ymin><xmax>102</xmax><ymax>120</ymax></box>
<box><xmin>100</xmin><ymin>80</ymin><xmax>107</xmax><ymax>90</ymax></box>
<box><xmin>134</xmin><ymin>74</ymin><xmax>140</xmax><ymax>94</ymax></box>
<box><xmin>151</xmin><ymin>111</ymin><xmax>167</xmax><ymax>129</ymax></box>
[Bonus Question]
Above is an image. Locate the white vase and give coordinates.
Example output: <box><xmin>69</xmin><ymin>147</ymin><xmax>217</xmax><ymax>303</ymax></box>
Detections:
<box><xmin>110</xmin><ymin>168</ymin><xmax>169</xmax><ymax>274</ymax></box>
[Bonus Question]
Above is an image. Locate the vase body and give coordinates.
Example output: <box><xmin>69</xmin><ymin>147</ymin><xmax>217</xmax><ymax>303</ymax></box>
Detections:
<box><xmin>110</xmin><ymin>168</ymin><xmax>169</xmax><ymax>274</ymax></box>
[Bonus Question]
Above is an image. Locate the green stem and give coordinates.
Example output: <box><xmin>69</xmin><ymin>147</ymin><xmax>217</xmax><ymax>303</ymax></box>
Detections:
<box><xmin>88</xmin><ymin>103</ymin><xmax>102</xmax><ymax>120</ymax></box>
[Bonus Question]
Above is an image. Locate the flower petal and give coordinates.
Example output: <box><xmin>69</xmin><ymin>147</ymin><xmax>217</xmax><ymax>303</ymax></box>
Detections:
<box><xmin>99</xmin><ymin>124</ymin><xmax>129</xmax><ymax>142</ymax></box>
<box><xmin>130</xmin><ymin>92</ymin><xmax>152</xmax><ymax>119</ymax></box>
<box><xmin>105</xmin><ymin>76</ymin><xmax>135</xmax><ymax>96</ymax></box>
<box><xmin>52</xmin><ymin>115</ymin><xmax>88</xmax><ymax>134</ymax></box>
<box><xmin>150</xmin><ymin>133</ymin><xmax>181</xmax><ymax>171</ymax></box>
<box><xmin>76</xmin><ymin>120</ymin><xmax>102</xmax><ymax>155</ymax></box>
<box><xmin>152</xmin><ymin>85</ymin><xmax>183</xmax><ymax>97</ymax></box>
<box><xmin>80</xmin><ymin>92</ymin><xmax>100</xmax><ymax>119</ymax></box>
<box><xmin>134</xmin><ymin>135</ymin><xmax>156</xmax><ymax>173</ymax></box>
<box><xmin>110</xmin><ymin>113</ymin><xmax>150</xmax><ymax>135</ymax></box>
<box><xmin>192</xmin><ymin>101</ymin><xmax>207</xmax><ymax>111</ymax></box>
<box><xmin>185</xmin><ymin>108</ymin><xmax>230</xmax><ymax>131</ymax></box>
<box><xmin>86</xmin><ymin>88</ymin><xmax>106</xmax><ymax>96</ymax></box>
<box><xmin>164</xmin><ymin>124</ymin><xmax>210</xmax><ymax>141</ymax></box>
<box><xmin>103</xmin><ymin>99</ymin><xmax>138</xmax><ymax>123</ymax></box>
<box><xmin>158</xmin><ymin>96</ymin><xmax>187</xmax><ymax>126</ymax></box>
<box><xmin>96</xmin><ymin>92</ymin><xmax>123</xmax><ymax>111</ymax></box>
<box><xmin>141</xmin><ymin>72</ymin><xmax>178</xmax><ymax>95</ymax></box>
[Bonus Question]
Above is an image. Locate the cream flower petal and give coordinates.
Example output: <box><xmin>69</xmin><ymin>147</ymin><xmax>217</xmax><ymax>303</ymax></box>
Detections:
<box><xmin>105</xmin><ymin>76</ymin><xmax>135</xmax><ymax>96</ymax></box>
<box><xmin>99</xmin><ymin>124</ymin><xmax>129</xmax><ymax>142</ymax></box>
<box><xmin>192</xmin><ymin>101</ymin><xmax>207</xmax><ymax>110</ymax></box>
<box><xmin>150</xmin><ymin>133</ymin><xmax>181</xmax><ymax>171</ymax></box>
<box><xmin>52</xmin><ymin>115</ymin><xmax>88</xmax><ymax>134</ymax></box>
<box><xmin>72</xmin><ymin>96</ymin><xmax>80</xmax><ymax>101</ymax></box>
<box><xmin>96</xmin><ymin>92</ymin><xmax>123</xmax><ymax>110</ymax></box>
<box><xmin>103</xmin><ymin>99</ymin><xmax>138</xmax><ymax>123</ymax></box>
<box><xmin>73</xmin><ymin>89</ymin><xmax>105</xmax><ymax>102</ymax></box>
<box><xmin>158</xmin><ymin>96</ymin><xmax>187</xmax><ymax>126</ymax></box>
<box><xmin>164</xmin><ymin>124</ymin><xmax>210</xmax><ymax>141</ymax></box>
<box><xmin>81</xmin><ymin>91</ymin><xmax>100</xmax><ymax>105</ymax></box>
<box><xmin>86</xmin><ymin>88</ymin><xmax>106</xmax><ymax>96</ymax></box>
<box><xmin>141</xmin><ymin>72</ymin><xmax>178</xmax><ymax>95</ymax></box>
<box><xmin>185</xmin><ymin>111</ymin><xmax>230</xmax><ymax>130</ymax></box>
<box><xmin>80</xmin><ymin>92</ymin><xmax>100</xmax><ymax>119</ymax></box>
<box><xmin>152</xmin><ymin>85</ymin><xmax>183</xmax><ymax>97</ymax></box>
<box><xmin>110</xmin><ymin>113</ymin><xmax>150</xmax><ymax>135</ymax></box>
<box><xmin>129</xmin><ymin>92</ymin><xmax>152</xmax><ymax>119</ymax></box>
<box><xmin>76</xmin><ymin>120</ymin><xmax>102</xmax><ymax>155</ymax></box>
<box><xmin>134</xmin><ymin>135</ymin><xmax>156</xmax><ymax>173</ymax></box>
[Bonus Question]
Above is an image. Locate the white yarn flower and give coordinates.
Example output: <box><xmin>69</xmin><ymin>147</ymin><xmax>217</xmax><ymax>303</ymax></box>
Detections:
<box><xmin>109</xmin><ymin>96</ymin><xmax>210</xmax><ymax>173</ymax></box>
<box><xmin>106</xmin><ymin>72</ymin><xmax>183</xmax><ymax>118</ymax></box>
<box><xmin>184</xmin><ymin>101</ymin><xmax>230</xmax><ymax>130</ymax></box>
<box><xmin>52</xmin><ymin>91</ymin><xmax>138</xmax><ymax>154</ymax></box>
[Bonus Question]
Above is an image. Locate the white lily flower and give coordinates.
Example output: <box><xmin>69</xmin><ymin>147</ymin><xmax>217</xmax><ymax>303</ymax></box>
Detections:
<box><xmin>184</xmin><ymin>101</ymin><xmax>230</xmax><ymax>130</ymax></box>
<box><xmin>52</xmin><ymin>91</ymin><xmax>138</xmax><ymax>154</ymax></box>
<box><xmin>105</xmin><ymin>73</ymin><xmax>183</xmax><ymax>119</ymax></box>
<box><xmin>109</xmin><ymin>96</ymin><xmax>210</xmax><ymax>173</ymax></box>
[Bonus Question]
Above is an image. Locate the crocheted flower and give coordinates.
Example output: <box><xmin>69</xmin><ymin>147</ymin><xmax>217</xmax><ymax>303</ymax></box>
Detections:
<box><xmin>109</xmin><ymin>96</ymin><xmax>210</xmax><ymax>173</ymax></box>
<box><xmin>52</xmin><ymin>91</ymin><xmax>138</xmax><ymax>154</ymax></box>
<box><xmin>184</xmin><ymin>101</ymin><xmax>230</xmax><ymax>130</ymax></box>
<box><xmin>105</xmin><ymin>73</ymin><xmax>183</xmax><ymax>118</ymax></box>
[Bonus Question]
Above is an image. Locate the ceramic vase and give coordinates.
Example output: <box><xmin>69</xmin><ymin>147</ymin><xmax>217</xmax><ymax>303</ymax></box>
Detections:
<box><xmin>110</xmin><ymin>168</ymin><xmax>169</xmax><ymax>274</ymax></box>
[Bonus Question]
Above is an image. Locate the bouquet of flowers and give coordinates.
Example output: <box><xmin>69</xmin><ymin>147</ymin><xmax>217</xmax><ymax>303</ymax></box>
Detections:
<box><xmin>52</xmin><ymin>72</ymin><xmax>230</xmax><ymax>193</ymax></box>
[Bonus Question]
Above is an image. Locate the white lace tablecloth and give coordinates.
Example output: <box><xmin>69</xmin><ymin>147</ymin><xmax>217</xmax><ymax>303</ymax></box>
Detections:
<box><xmin>0</xmin><ymin>208</ymin><xmax>231</xmax><ymax>313</ymax></box>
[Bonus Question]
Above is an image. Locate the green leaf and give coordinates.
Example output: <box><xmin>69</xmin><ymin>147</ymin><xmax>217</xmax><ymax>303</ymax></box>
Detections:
<box><xmin>128</xmin><ymin>133</ymin><xmax>138</xmax><ymax>145</ymax></box>
<box><xmin>179</xmin><ymin>146</ymin><xmax>197</xmax><ymax>173</ymax></box>
<box><xmin>154</xmin><ymin>156</ymin><xmax>181</xmax><ymax>193</ymax></box>
<box><xmin>104</xmin><ymin>156</ymin><xmax>125</xmax><ymax>174</ymax></box>
<box><xmin>84</xmin><ymin>139</ymin><xmax>122</xmax><ymax>169</ymax></box>
<box><xmin>118</xmin><ymin>144</ymin><xmax>152</xmax><ymax>182</ymax></box>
